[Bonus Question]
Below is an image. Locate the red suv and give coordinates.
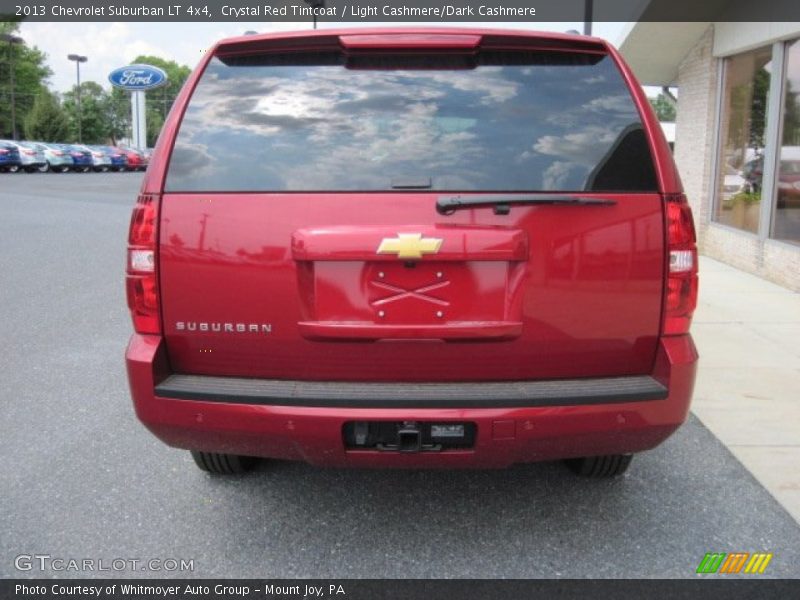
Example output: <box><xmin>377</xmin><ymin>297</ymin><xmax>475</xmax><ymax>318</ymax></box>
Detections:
<box><xmin>125</xmin><ymin>28</ymin><xmax>698</xmax><ymax>477</ymax></box>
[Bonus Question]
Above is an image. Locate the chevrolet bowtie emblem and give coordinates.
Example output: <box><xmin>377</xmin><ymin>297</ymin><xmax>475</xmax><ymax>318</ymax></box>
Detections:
<box><xmin>376</xmin><ymin>233</ymin><xmax>443</xmax><ymax>260</ymax></box>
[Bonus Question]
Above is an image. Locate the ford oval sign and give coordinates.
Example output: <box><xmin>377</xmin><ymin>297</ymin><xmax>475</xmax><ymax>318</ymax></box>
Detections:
<box><xmin>108</xmin><ymin>64</ymin><xmax>168</xmax><ymax>91</ymax></box>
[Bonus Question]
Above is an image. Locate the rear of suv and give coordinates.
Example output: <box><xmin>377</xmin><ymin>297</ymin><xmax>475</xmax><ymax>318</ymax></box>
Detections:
<box><xmin>125</xmin><ymin>28</ymin><xmax>698</xmax><ymax>477</ymax></box>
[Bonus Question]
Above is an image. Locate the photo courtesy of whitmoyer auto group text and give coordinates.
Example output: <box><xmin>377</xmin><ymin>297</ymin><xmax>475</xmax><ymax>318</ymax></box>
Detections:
<box><xmin>1</xmin><ymin>0</ymin><xmax>799</xmax><ymax>597</ymax></box>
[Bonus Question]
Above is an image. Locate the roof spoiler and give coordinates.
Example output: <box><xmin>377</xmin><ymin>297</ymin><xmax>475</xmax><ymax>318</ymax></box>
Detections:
<box><xmin>215</xmin><ymin>30</ymin><xmax>607</xmax><ymax>58</ymax></box>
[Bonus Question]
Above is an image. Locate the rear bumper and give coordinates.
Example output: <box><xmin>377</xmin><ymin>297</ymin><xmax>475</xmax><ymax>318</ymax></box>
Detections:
<box><xmin>126</xmin><ymin>335</ymin><xmax>697</xmax><ymax>468</ymax></box>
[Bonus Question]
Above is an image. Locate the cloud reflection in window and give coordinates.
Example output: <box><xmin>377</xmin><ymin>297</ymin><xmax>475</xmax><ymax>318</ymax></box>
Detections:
<box><xmin>166</xmin><ymin>54</ymin><xmax>655</xmax><ymax>193</ymax></box>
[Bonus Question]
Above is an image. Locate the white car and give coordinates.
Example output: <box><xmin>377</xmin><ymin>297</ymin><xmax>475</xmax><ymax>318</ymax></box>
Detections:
<box><xmin>721</xmin><ymin>165</ymin><xmax>746</xmax><ymax>202</ymax></box>
<box><xmin>0</xmin><ymin>140</ymin><xmax>47</xmax><ymax>173</ymax></box>
<box><xmin>75</xmin><ymin>144</ymin><xmax>112</xmax><ymax>172</ymax></box>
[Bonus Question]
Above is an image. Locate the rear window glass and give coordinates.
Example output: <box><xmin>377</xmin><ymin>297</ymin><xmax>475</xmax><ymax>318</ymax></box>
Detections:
<box><xmin>165</xmin><ymin>50</ymin><xmax>657</xmax><ymax>193</ymax></box>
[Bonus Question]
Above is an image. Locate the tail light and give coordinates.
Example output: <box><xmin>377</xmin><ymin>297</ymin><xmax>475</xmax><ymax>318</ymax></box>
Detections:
<box><xmin>0</xmin><ymin>149</ymin><xmax>8</xmax><ymax>155</ymax></box>
<box><xmin>663</xmin><ymin>193</ymin><xmax>698</xmax><ymax>335</ymax></box>
<box><xmin>23</xmin><ymin>149</ymin><xmax>35</xmax><ymax>156</ymax></box>
<box><xmin>126</xmin><ymin>194</ymin><xmax>160</xmax><ymax>334</ymax></box>
<box><xmin>53</xmin><ymin>151</ymin><xmax>64</xmax><ymax>156</ymax></box>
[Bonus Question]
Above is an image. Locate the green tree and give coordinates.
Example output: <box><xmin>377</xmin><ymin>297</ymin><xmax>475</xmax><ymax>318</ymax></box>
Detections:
<box><xmin>649</xmin><ymin>93</ymin><xmax>676</xmax><ymax>122</ymax></box>
<box><xmin>63</xmin><ymin>81</ymin><xmax>112</xmax><ymax>143</ymax></box>
<box><xmin>105</xmin><ymin>90</ymin><xmax>130</xmax><ymax>145</ymax></box>
<box><xmin>24</xmin><ymin>87</ymin><xmax>69</xmax><ymax>141</ymax></box>
<box><xmin>0</xmin><ymin>22</ymin><xmax>53</xmax><ymax>139</ymax></box>
<box><xmin>727</xmin><ymin>64</ymin><xmax>771</xmax><ymax>166</ymax></box>
<box><xmin>781</xmin><ymin>82</ymin><xmax>800</xmax><ymax>146</ymax></box>
<box><xmin>749</xmin><ymin>68</ymin><xmax>770</xmax><ymax>149</ymax></box>
<box><xmin>146</xmin><ymin>110</ymin><xmax>164</xmax><ymax>148</ymax></box>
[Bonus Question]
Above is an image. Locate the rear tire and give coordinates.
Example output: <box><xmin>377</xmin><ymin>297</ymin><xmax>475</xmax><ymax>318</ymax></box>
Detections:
<box><xmin>190</xmin><ymin>451</ymin><xmax>258</xmax><ymax>474</ymax></box>
<box><xmin>565</xmin><ymin>454</ymin><xmax>633</xmax><ymax>478</ymax></box>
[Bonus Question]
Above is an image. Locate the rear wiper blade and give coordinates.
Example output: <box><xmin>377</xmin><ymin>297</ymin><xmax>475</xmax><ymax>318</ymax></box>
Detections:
<box><xmin>436</xmin><ymin>194</ymin><xmax>617</xmax><ymax>215</ymax></box>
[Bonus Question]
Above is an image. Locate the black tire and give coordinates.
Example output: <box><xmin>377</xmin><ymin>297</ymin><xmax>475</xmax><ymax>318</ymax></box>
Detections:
<box><xmin>39</xmin><ymin>163</ymin><xmax>50</xmax><ymax>173</ymax></box>
<box><xmin>190</xmin><ymin>451</ymin><xmax>258</xmax><ymax>475</ymax></box>
<box><xmin>8</xmin><ymin>165</ymin><xmax>19</xmax><ymax>173</ymax></box>
<box><xmin>565</xmin><ymin>454</ymin><xmax>633</xmax><ymax>478</ymax></box>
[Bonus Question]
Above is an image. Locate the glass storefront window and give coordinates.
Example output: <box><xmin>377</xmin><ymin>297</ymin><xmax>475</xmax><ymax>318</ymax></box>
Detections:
<box><xmin>773</xmin><ymin>39</ymin><xmax>800</xmax><ymax>245</ymax></box>
<box><xmin>714</xmin><ymin>46</ymin><xmax>773</xmax><ymax>234</ymax></box>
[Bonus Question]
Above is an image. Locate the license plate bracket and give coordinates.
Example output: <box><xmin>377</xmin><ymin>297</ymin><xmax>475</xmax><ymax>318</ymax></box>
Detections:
<box><xmin>343</xmin><ymin>421</ymin><xmax>476</xmax><ymax>451</ymax></box>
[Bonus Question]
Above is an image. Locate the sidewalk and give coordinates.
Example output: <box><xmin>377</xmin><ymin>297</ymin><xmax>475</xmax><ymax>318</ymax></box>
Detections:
<box><xmin>691</xmin><ymin>255</ymin><xmax>800</xmax><ymax>523</ymax></box>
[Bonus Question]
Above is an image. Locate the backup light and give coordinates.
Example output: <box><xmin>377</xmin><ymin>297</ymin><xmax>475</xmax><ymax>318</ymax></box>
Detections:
<box><xmin>669</xmin><ymin>250</ymin><xmax>694</xmax><ymax>273</ymax></box>
<box><xmin>663</xmin><ymin>194</ymin><xmax>698</xmax><ymax>336</ymax></box>
<box><xmin>129</xmin><ymin>249</ymin><xmax>154</xmax><ymax>272</ymax></box>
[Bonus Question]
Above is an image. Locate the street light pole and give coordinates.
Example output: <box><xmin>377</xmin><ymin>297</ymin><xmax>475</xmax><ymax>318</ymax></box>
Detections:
<box><xmin>1</xmin><ymin>33</ymin><xmax>24</xmax><ymax>140</ymax></box>
<box><xmin>583</xmin><ymin>0</ymin><xmax>594</xmax><ymax>36</ymax></box>
<box><xmin>67</xmin><ymin>54</ymin><xmax>88</xmax><ymax>143</ymax></box>
<box><xmin>303</xmin><ymin>0</ymin><xmax>325</xmax><ymax>30</ymax></box>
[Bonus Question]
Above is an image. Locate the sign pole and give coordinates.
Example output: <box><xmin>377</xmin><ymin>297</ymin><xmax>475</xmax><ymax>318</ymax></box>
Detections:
<box><xmin>109</xmin><ymin>64</ymin><xmax>168</xmax><ymax>151</ymax></box>
<box><xmin>131</xmin><ymin>90</ymin><xmax>147</xmax><ymax>150</ymax></box>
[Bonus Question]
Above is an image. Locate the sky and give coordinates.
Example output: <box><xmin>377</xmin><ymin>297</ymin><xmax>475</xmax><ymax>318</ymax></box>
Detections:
<box><xmin>18</xmin><ymin>21</ymin><xmax>628</xmax><ymax>92</ymax></box>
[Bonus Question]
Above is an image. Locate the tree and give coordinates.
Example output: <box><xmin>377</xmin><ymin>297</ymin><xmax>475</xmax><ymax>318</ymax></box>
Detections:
<box><xmin>146</xmin><ymin>110</ymin><xmax>164</xmax><ymax>148</ymax></box>
<box><xmin>130</xmin><ymin>55</ymin><xmax>191</xmax><ymax>118</ymax></box>
<box><xmin>649</xmin><ymin>93</ymin><xmax>676</xmax><ymax>122</ymax></box>
<box><xmin>781</xmin><ymin>81</ymin><xmax>800</xmax><ymax>146</ymax></box>
<box><xmin>748</xmin><ymin>67</ymin><xmax>770</xmax><ymax>150</ymax></box>
<box><xmin>0</xmin><ymin>22</ymin><xmax>53</xmax><ymax>139</ymax></box>
<box><xmin>105</xmin><ymin>91</ymin><xmax>130</xmax><ymax>145</ymax></box>
<box><xmin>24</xmin><ymin>88</ymin><xmax>69</xmax><ymax>141</ymax></box>
<box><xmin>63</xmin><ymin>81</ymin><xmax>113</xmax><ymax>143</ymax></box>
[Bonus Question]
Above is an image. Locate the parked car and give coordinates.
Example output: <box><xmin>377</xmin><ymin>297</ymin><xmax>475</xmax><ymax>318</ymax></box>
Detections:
<box><xmin>30</xmin><ymin>142</ymin><xmax>73</xmax><ymax>173</ymax></box>
<box><xmin>0</xmin><ymin>141</ymin><xmax>21</xmax><ymax>172</ymax></box>
<box><xmin>76</xmin><ymin>144</ymin><xmax>113</xmax><ymax>172</ymax></box>
<box><xmin>0</xmin><ymin>140</ymin><xmax>46</xmax><ymax>172</ymax></box>
<box><xmin>59</xmin><ymin>144</ymin><xmax>93</xmax><ymax>172</ymax></box>
<box><xmin>101</xmin><ymin>146</ymin><xmax>128</xmax><ymax>171</ymax></box>
<box><xmin>125</xmin><ymin>28</ymin><xmax>698</xmax><ymax>477</ymax></box>
<box><xmin>776</xmin><ymin>160</ymin><xmax>800</xmax><ymax>208</ymax></box>
<box><xmin>742</xmin><ymin>151</ymin><xmax>800</xmax><ymax>208</ymax></box>
<box><xmin>720</xmin><ymin>164</ymin><xmax>746</xmax><ymax>203</ymax></box>
<box><xmin>117</xmin><ymin>146</ymin><xmax>146</xmax><ymax>171</ymax></box>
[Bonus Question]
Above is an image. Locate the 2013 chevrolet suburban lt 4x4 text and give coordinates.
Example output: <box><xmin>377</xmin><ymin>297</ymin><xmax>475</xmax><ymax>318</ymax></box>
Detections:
<box><xmin>125</xmin><ymin>28</ymin><xmax>698</xmax><ymax>477</ymax></box>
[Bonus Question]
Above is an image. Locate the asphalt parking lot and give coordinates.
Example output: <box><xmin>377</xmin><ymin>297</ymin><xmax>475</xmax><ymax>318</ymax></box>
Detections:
<box><xmin>1</xmin><ymin>172</ymin><xmax>800</xmax><ymax>578</ymax></box>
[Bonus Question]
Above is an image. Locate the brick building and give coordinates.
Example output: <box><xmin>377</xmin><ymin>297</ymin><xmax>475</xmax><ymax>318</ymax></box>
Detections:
<box><xmin>620</xmin><ymin>13</ymin><xmax>800</xmax><ymax>290</ymax></box>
